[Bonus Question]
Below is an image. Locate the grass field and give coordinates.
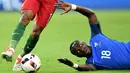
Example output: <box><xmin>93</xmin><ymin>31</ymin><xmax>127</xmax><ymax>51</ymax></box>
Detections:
<box><xmin>0</xmin><ymin>10</ymin><xmax>130</xmax><ymax>73</ymax></box>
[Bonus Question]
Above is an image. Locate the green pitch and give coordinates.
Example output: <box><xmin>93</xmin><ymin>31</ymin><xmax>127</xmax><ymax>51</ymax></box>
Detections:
<box><xmin>0</xmin><ymin>10</ymin><xmax>130</xmax><ymax>73</ymax></box>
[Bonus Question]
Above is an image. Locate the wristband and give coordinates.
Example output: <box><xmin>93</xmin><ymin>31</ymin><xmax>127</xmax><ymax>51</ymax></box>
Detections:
<box><xmin>71</xmin><ymin>4</ymin><xmax>77</xmax><ymax>10</ymax></box>
<box><xmin>72</xmin><ymin>63</ymin><xmax>79</xmax><ymax>68</ymax></box>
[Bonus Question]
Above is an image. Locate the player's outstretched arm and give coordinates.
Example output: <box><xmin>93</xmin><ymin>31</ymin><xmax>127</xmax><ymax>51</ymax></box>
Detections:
<box><xmin>75</xmin><ymin>6</ymin><xmax>98</xmax><ymax>24</ymax></box>
<box><xmin>55</xmin><ymin>0</ymin><xmax>98</xmax><ymax>24</ymax></box>
<box><xmin>58</xmin><ymin>58</ymin><xmax>96</xmax><ymax>71</ymax></box>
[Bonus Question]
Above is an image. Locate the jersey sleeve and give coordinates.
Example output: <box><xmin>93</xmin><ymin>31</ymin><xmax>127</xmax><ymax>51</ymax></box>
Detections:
<box><xmin>90</xmin><ymin>23</ymin><xmax>102</xmax><ymax>38</ymax></box>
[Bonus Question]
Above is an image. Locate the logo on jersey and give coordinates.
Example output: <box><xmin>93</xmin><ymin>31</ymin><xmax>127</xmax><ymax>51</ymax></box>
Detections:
<box><xmin>94</xmin><ymin>41</ymin><xmax>101</xmax><ymax>48</ymax></box>
<box><xmin>94</xmin><ymin>42</ymin><xmax>98</xmax><ymax>47</ymax></box>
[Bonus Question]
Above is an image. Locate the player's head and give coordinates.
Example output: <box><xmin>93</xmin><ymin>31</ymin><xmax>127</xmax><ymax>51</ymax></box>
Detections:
<box><xmin>70</xmin><ymin>40</ymin><xmax>92</xmax><ymax>58</ymax></box>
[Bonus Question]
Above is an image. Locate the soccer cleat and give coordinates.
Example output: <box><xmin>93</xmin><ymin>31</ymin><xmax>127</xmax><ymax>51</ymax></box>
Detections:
<box><xmin>1</xmin><ymin>48</ymin><xmax>15</xmax><ymax>62</ymax></box>
<box><xmin>13</xmin><ymin>55</ymin><xmax>22</xmax><ymax>71</ymax></box>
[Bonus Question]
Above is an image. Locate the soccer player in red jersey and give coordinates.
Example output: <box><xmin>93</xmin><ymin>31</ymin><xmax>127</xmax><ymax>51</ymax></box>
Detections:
<box><xmin>1</xmin><ymin>0</ymin><xmax>58</xmax><ymax>71</ymax></box>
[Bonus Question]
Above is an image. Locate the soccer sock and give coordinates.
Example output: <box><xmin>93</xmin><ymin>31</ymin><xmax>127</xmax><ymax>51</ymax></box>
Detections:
<box><xmin>21</xmin><ymin>34</ymin><xmax>39</xmax><ymax>57</ymax></box>
<box><xmin>9</xmin><ymin>22</ymin><xmax>25</xmax><ymax>49</ymax></box>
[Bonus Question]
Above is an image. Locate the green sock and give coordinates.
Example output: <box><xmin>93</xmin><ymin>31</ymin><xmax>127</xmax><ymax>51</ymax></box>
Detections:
<box><xmin>9</xmin><ymin>22</ymin><xmax>25</xmax><ymax>49</ymax></box>
<box><xmin>21</xmin><ymin>35</ymin><xmax>39</xmax><ymax>57</ymax></box>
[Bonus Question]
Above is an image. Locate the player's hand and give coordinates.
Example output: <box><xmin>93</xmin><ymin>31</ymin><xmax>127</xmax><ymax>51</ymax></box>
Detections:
<box><xmin>55</xmin><ymin>0</ymin><xmax>71</xmax><ymax>15</ymax></box>
<box><xmin>58</xmin><ymin>58</ymin><xmax>74</xmax><ymax>67</ymax></box>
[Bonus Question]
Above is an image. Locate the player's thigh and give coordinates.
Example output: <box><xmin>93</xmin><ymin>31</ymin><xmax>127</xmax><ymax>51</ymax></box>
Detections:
<box><xmin>36</xmin><ymin>6</ymin><xmax>55</xmax><ymax>28</ymax></box>
<box><xmin>21</xmin><ymin>0</ymin><xmax>40</xmax><ymax>16</ymax></box>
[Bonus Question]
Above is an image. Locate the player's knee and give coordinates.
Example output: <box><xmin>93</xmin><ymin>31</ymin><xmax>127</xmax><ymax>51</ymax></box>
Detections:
<box><xmin>32</xmin><ymin>24</ymin><xmax>43</xmax><ymax>37</ymax></box>
<box><xmin>20</xmin><ymin>10</ymin><xmax>35</xmax><ymax>25</ymax></box>
<box><xmin>32</xmin><ymin>29</ymin><xmax>41</xmax><ymax>37</ymax></box>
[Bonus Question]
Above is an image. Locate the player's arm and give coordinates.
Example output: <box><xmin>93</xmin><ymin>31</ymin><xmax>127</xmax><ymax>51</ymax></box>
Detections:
<box><xmin>75</xmin><ymin>6</ymin><xmax>102</xmax><ymax>37</ymax></box>
<box><xmin>58</xmin><ymin>58</ymin><xmax>96</xmax><ymax>71</ymax></box>
<box><xmin>56</xmin><ymin>0</ymin><xmax>98</xmax><ymax>24</ymax></box>
<box><xmin>55</xmin><ymin>0</ymin><xmax>102</xmax><ymax>37</ymax></box>
<box><xmin>75</xmin><ymin>6</ymin><xmax>98</xmax><ymax>24</ymax></box>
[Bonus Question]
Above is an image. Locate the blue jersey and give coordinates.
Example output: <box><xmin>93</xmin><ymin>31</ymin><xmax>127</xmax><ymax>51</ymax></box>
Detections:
<box><xmin>87</xmin><ymin>34</ymin><xmax>130</xmax><ymax>69</ymax></box>
<box><xmin>86</xmin><ymin>23</ymin><xmax>130</xmax><ymax>70</ymax></box>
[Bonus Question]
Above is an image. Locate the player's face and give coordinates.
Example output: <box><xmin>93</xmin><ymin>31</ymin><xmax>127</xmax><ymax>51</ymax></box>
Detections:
<box><xmin>71</xmin><ymin>41</ymin><xmax>92</xmax><ymax>58</ymax></box>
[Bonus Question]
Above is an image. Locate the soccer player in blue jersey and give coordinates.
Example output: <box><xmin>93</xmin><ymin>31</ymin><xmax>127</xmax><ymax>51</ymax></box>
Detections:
<box><xmin>56</xmin><ymin>0</ymin><xmax>130</xmax><ymax>71</ymax></box>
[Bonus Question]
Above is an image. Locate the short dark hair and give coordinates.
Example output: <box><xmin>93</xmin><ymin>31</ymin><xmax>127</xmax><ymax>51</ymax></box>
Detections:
<box><xmin>70</xmin><ymin>40</ymin><xmax>80</xmax><ymax>53</ymax></box>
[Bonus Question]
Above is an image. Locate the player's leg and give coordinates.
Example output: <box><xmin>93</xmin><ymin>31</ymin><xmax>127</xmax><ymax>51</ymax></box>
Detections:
<box><xmin>1</xmin><ymin>10</ymin><xmax>35</xmax><ymax>62</ymax></box>
<box><xmin>12</xmin><ymin>0</ymin><xmax>40</xmax><ymax>71</ymax></box>
<box><xmin>13</xmin><ymin>16</ymin><xmax>44</xmax><ymax>71</ymax></box>
<box><xmin>1</xmin><ymin>0</ymin><xmax>39</xmax><ymax>62</ymax></box>
<box><xmin>11</xmin><ymin>10</ymin><xmax>35</xmax><ymax>71</ymax></box>
<box><xmin>13</xmin><ymin>0</ymin><xmax>57</xmax><ymax>71</ymax></box>
<box><xmin>20</xmin><ymin>23</ymin><xmax>44</xmax><ymax>57</ymax></box>
<box><xmin>19</xmin><ymin>0</ymin><xmax>58</xmax><ymax>57</ymax></box>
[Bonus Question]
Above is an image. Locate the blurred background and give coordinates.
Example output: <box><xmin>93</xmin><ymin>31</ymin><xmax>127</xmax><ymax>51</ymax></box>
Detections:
<box><xmin>0</xmin><ymin>0</ymin><xmax>130</xmax><ymax>73</ymax></box>
<box><xmin>0</xmin><ymin>0</ymin><xmax>130</xmax><ymax>11</ymax></box>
